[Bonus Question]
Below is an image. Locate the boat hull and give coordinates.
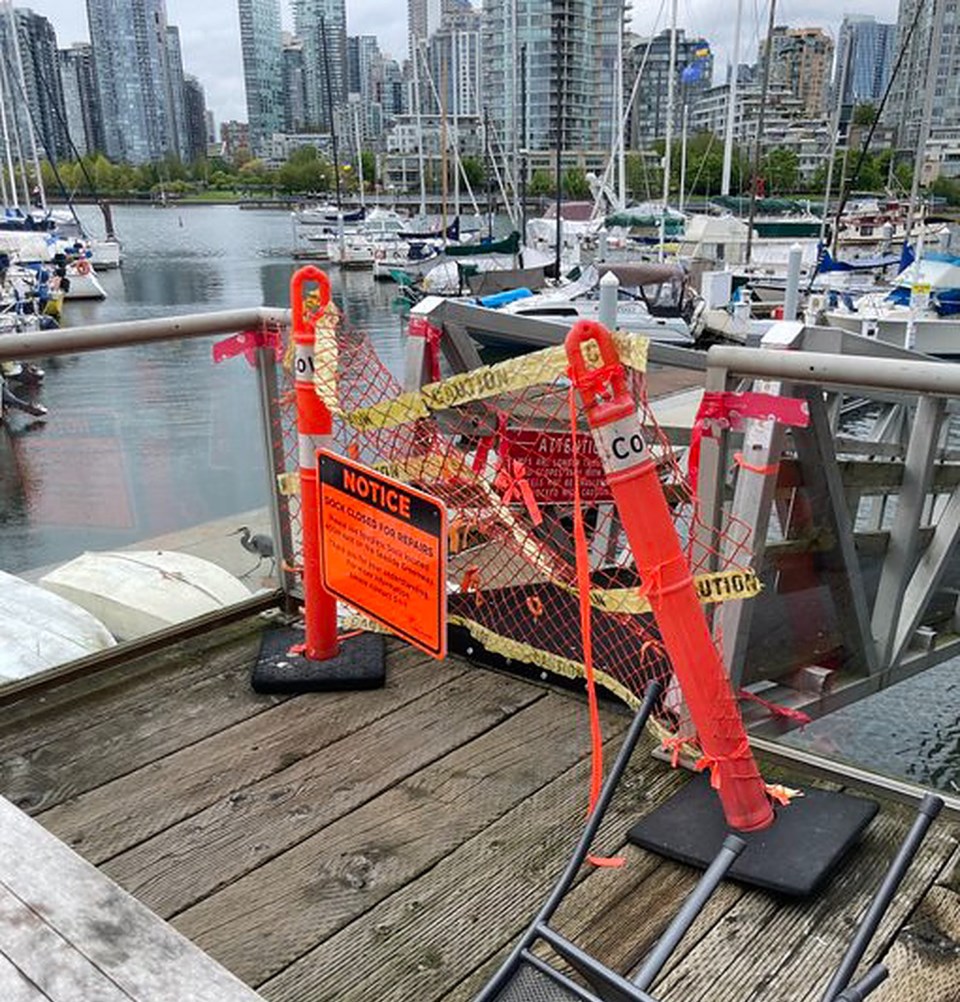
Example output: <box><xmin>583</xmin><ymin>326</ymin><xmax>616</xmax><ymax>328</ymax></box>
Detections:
<box><xmin>40</xmin><ymin>550</ymin><xmax>251</xmax><ymax>642</ymax></box>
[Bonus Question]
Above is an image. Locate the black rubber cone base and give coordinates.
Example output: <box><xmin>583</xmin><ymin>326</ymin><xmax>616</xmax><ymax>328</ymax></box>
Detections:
<box><xmin>627</xmin><ymin>775</ymin><xmax>878</xmax><ymax>898</ymax></box>
<box><xmin>251</xmin><ymin>624</ymin><xmax>386</xmax><ymax>693</ymax></box>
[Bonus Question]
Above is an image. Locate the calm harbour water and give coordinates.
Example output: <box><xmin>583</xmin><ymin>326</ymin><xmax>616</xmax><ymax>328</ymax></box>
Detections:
<box><xmin>0</xmin><ymin>203</ymin><xmax>407</xmax><ymax>577</ymax></box>
<box><xmin>2</xmin><ymin>203</ymin><xmax>959</xmax><ymax>795</ymax></box>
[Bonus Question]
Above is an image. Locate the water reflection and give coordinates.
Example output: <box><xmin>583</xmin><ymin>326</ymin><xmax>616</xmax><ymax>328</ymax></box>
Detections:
<box><xmin>0</xmin><ymin>204</ymin><xmax>406</xmax><ymax>575</ymax></box>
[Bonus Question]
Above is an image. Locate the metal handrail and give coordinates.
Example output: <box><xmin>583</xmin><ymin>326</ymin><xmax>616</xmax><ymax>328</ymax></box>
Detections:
<box><xmin>706</xmin><ymin>345</ymin><xmax>960</xmax><ymax>396</ymax></box>
<box><xmin>0</xmin><ymin>307</ymin><xmax>290</xmax><ymax>362</ymax></box>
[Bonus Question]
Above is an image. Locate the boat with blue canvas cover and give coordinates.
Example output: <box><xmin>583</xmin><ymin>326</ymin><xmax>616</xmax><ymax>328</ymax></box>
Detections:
<box><xmin>822</xmin><ymin>250</ymin><xmax>960</xmax><ymax>355</ymax></box>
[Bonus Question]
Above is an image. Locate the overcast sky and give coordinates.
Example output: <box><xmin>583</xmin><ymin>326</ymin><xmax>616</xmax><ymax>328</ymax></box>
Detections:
<box><xmin>22</xmin><ymin>1</ymin><xmax>901</xmax><ymax>126</ymax></box>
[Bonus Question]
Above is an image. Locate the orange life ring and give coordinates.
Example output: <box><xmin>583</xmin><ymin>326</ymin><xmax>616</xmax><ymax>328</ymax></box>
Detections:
<box><xmin>76</xmin><ymin>259</ymin><xmax>91</xmax><ymax>276</ymax></box>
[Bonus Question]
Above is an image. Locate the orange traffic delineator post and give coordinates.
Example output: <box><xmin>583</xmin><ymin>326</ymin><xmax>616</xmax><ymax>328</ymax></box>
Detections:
<box><xmin>566</xmin><ymin>319</ymin><xmax>773</xmax><ymax>833</ymax></box>
<box><xmin>252</xmin><ymin>266</ymin><xmax>385</xmax><ymax>693</ymax></box>
<box><xmin>565</xmin><ymin>320</ymin><xmax>878</xmax><ymax>896</ymax></box>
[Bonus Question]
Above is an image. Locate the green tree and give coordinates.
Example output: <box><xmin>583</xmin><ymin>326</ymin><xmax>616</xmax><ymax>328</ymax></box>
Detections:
<box><xmin>276</xmin><ymin>146</ymin><xmax>332</xmax><ymax>193</ymax></box>
<box><xmin>360</xmin><ymin>151</ymin><xmax>377</xmax><ymax>189</ymax></box>
<box><xmin>762</xmin><ymin>148</ymin><xmax>799</xmax><ymax>195</ymax></box>
<box><xmin>852</xmin><ymin>103</ymin><xmax>878</xmax><ymax>126</ymax></box>
<box><xmin>530</xmin><ymin>169</ymin><xmax>555</xmax><ymax>197</ymax></box>
<box><xmin>562</xmin><ymin>167</ymin><xmax>590</xmax><ymax>199</ymax></box>
<box><xmin>461</xmin><ymin>156</ymin><xmax>485</xmax><ymax>190</ymax></box>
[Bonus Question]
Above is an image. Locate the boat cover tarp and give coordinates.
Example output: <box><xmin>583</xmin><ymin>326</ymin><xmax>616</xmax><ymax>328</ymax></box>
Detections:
<box><xmin>816</xmin><ymin>245</ymin><xmax>902</xmax><ymax>273</ymax></box>
<box><xmin>477</xmin><ymin>287</ymin><xmax>535</xmax><ymax>309</ymax></box>
<box><xmin>605</xmin><ymin>210</ymin><xmax>684</xmax><ymax>234</ymax></box>
<box><xmin>445</xmin><ymin>231</ymin><xmax>520</xmax><ymax>257</ymax></box>
<box><xmin>598</xmin><ymin>262</ymin><xmax>685</xmax><ymax>287</ymax></box>
<box><xmin>400</xmin><ymin>216</ymin><xmax>460</xmax><ymax>241</ymax></box>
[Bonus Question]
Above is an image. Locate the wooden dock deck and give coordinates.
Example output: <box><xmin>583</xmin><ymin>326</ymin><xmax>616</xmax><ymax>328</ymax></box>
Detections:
<box><xmin>1</xmin><ymin>616</ymin><xmax>959</xmax><ymax>1001</ymax></box>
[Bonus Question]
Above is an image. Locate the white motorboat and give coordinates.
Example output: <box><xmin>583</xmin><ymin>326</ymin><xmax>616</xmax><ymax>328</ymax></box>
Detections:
<box><xmin>821</xmin><ymin>252</ymin><xmax>960</xmax><ymax>356</ymax></box>
<box><xmin>0</xmin><ymin>570</ymin><xmax>116</xmax><ymax>682</ymax></box>
<box><xmin>40</xmin><ymin>550</ymin><xmax>251</xmax><ymax>642</ymax></box>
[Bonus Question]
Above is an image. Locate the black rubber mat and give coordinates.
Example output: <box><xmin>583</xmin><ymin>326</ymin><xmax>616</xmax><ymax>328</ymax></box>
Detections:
<box><xmin>628</xmin><ymin>774</ymin><xmax>878</xmax><ymax>898</ymax></box>
<box><xmin>252</xmin><ymin>624</ymin><xmax>386</xmax><ymax>693</ymax></box>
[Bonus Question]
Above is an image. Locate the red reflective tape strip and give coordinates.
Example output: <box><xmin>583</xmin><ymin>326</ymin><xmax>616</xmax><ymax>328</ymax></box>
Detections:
<box><xmin>211</xmin><ymin>329</ymin><xmax>283</xmax><ymax>367</ymax></box>
<box><xmin>738</xmin><ymin>689</ymin><xmax>812</xmax><ymax>727</ymax></box>
<box><xmin>689</xmin><ymin>391</ymin><xmax>808</xmax><ymax>493</ymax></box>
<box><xmin>733</xmin><ymin>452</ymin><xmax>781</xmax><ymax>476</ymax></box>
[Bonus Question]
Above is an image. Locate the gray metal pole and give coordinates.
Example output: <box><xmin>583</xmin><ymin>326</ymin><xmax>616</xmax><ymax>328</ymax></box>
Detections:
<box><xmin>746</xmin><ymin>0</ymin><xmax>777</xmax><ymax>265</ymax></box>
<box><xmin>704</xmin><ymin>345</ymin><xmax>960</xmax><ymax>395</ymax></box>
<box><xmin>598</xmin><ymin>270</ymin><xmax>619</xmax><ymax>329</ymax></box>
<box><xmin>0</xmin><ymin>308</ymin><xmax>289</xmax><ymax>362</ymax></box>
<box><xmin>783</xmin><ymin>243</ymin><xmax>802</xmax><ymax>321</ymax></box>
<box><xmin>820</xmin><ymin>794</ymin><xmax>943</xmax><ymax>1002</ymax></box>
<box><xmin>632</xmin><ymin>834</ymin><xmax>746</xmax><ymax>992</ymax></box>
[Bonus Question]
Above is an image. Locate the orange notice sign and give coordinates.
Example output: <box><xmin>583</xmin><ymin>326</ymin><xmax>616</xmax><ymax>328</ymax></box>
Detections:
<box><xmin>318</xmin><ymin>450</ymin><xmax>447</xmax><ymax>659</ymax></box>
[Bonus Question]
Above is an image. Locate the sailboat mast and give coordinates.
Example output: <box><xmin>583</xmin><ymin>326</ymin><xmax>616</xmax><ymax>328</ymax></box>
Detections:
<box><xmin>746</xmin><ymin>0</ymin><xmax>777</xmax><ymax>266</ymax></box>
<box><xmin>441</xmin><ymin>46</ymin><xmax>448</xmax><ymax>236</ymax></box>
<box><xmin>320</xmin><ymin>15</ymin><xmax>342</xmax><ymax>210</ymax></box>
<box><xmin>412</xmin><ymin>35</ymin><xmax>427</xmax><ymax>217</ymax></box>
<box><xmin>616</xmin><ymin>5</ymin><xmax>626</xmax><ymax>208</ymax></box>
<box><xmin>520</xmin><ymin>42</ymin><xmax>528</xmax><ymax>247</ymax></box>
<box><xmin>721</xmin><ymin>0</ymin><xmax>743</xmax><ymax>196</ymax></box>
<box><xmin>0</xmin><ymin>34</ymin><xmax>18</xmax><ymax>206</ymax></box>
<box><xmin>679</xmin><ymin>99</ymin><xmax>688</xmax><ymax>213</ymax></box>
<box><xmin>554</xmin><ymin>0</ymin><xmax>566</xmax><ymax>278</ymax></box>
<box><xmin>658</xmin><ymin>0</ymin><xmax>678</xmax><ymax>262</ymax></box>
<box><xmin>820</xmin><ymin>24</ymin><xmax>852</xmax><ymax>247</ymax></box>
<box><xmin>353</xmin><ymin>102</ymin><xmax>365</xmax><ymax>209</ymax></box>
<box><xmin>453</xmin><ymin>30</ymin><xmax>460</xmax><ymax>219</ymax></box>
<box><xmin>906</xmin><ymin>0</ymin><xmax>945</xmax><ymax>243</ymax></box>
<box><xmin>5</xmin><ymin>0</ymin><xmax>44</xmax><ymax>208</ymax></box>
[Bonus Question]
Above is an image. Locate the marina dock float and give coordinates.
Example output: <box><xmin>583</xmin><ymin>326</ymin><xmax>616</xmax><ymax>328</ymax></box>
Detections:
<box><xmin>0</xmin><ymin>618</ymin><xmax>958</xmax><ymax>1001</ymax></box>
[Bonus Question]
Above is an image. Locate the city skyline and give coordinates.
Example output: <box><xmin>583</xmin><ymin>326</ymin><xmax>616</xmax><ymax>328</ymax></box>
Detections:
<box><xmin>20</xmin><ymin>0</ymin><xmax>900</xmax><ymax>126</ymax></box>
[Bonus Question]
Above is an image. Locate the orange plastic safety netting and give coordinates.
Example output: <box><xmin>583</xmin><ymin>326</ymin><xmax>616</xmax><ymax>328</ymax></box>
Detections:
<box><xmin>279</xmin><ymin>304</ymin><xmax>761</xmax><ymax>753</ymax></box>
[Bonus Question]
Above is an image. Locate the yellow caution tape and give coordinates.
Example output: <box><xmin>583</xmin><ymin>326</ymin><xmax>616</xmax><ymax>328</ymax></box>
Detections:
<box><xmin>336</xmin><ymin>331</ymin><xmax>649</xmax><ymax>432</ymax></box>
<box><xmin>312</xmin><ymin>307</ymin><xmax>343</xmax><ymax>414</ymax></box>
<box><xmin>277</xmin><ymin>471</ymin><xmax>301</xmax><ymax>496</ymax></box>
<box><xmin>590</xmin><ymin>568</ymin><xmax>762</xmax><ymax>615</ymax></box>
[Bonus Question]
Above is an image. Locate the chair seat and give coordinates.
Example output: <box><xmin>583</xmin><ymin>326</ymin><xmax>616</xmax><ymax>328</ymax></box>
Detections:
<box><xmin>492</xmin><ymin>961</ymin><xmax>585</xmax><ymax>1002</ymax></box>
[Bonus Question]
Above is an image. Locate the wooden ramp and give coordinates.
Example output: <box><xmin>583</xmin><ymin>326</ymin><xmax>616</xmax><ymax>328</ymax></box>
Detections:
<box><xmin>0</xmin><ymin>795</ymin><xmax>265</xmax><ymax>1000</ymax></box>
<box><xmin>0</xmin><ymin>617</ymin><xmax>957</xmax><ymax>1000</ymax></box>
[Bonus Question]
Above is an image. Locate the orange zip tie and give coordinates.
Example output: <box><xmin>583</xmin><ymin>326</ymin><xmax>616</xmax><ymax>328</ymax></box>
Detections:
<box><xmin>495</xmin><ymin>457</ymin><xmax>543</xmax><ymax>527</ymax></box>
<box><xmin>449</xmin><ymin>518</ymin><xmax>465</xmax><ymax>554</ymax></box>
<box><xmin>347</xmin><ymin>442</ymin><xmax>360</xmax><ymax>461</ymax></box>
<box><xmin>734</xmin><ymin>452</ymin><xmax>780</xmax><ymax>476</ymax></box>
<box><xmin>569</xmin><ymin>384</ymin><xmax>624</xmax><ymax>869</ymax></box>
<box><xmin>694</xmin><ymin>738</ymin><xmax>752</xmax><ymax>791</ymax></box>
<box><xmin>661</xmin><ymin>734</ymin><xmax>689</xmax><ymax>769</ymax></box>
<box><xmin>460</xmin><ymin>565</ymin><xmax>484</xmax><ymax>605</ymax></box>
<box><xmin>525</xmin><ymin>595</ymin><xmax>545</xmax><ymax>619</ymax></box>
<box><xmin>765</xmin><ymin>783</ymin><xmax>803</xmax><ymax>806</ymax></box>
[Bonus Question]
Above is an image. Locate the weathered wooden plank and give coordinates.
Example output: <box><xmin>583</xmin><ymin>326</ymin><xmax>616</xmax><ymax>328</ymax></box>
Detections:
<box><xmin>0</xmin><ymin>950</ymin><xmax>48</xmax><ymax>1002</ymax></box>
<box><xmin>655</xmin><ymin>807</ymin><xmax>956</xmax><ymax>1002</ymax></box>
<box><xmin>0</xmin><ymin>636</ymin><xmax>284</xmax><ymax>815</ymax></box>
<box><xmin>175</xmin><ymin>694</ymin><xmax>622</xmax><ymax>985</ymax></box>
<box><xmin>101</xmin><ymin>668</ymin><xmax>544</xmax><ymax>918</ymax></box>
<box><xmin>443</xmin><ymin>779</ymin><xmax>701</xmax><ymax>1002</ymax></box>
<box><xmin>256</xmin><ymin>734</ymin><xmax>677</xmax><ymax>1002</ymax></box>
<box><xmin>869</xmin><ymin>885</ymin><xmax>960</xmax><ymax>1002</ymax></box>
<box><xmin>0</xmin><ymin>797</ymin><xmax>266</xmax><ymax>1001</ymax></box>
<box><xmin>0</xmin><ymin>880</ymin><xmax>132</xmax><ymax>1002</ymax></box>
<box><xmin>37</xmin><ymin>652</ymin><xmax>463</xmax><ymax>863</ymax></box>
<box><xmin>0</xmin><ymin>619</ymin><xmax>263</xmax><ymax>754</ymax></box>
